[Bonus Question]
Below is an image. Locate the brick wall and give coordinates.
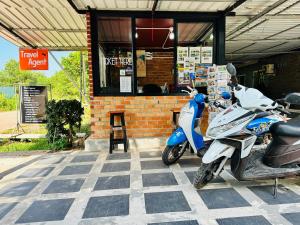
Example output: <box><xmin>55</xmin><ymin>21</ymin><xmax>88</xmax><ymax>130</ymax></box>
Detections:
<box><xmin>90</xmin><ymin>96</ymin><xmax>187</xmax><ymax>139</ymax></box>
<box><xmin>138</xmin><ymin>51</ymin><xmax>174</xmax><ymax>87</ymax></box>
<box><xmin>86</xmin><ymin>12</ymin><xmax>94</xmax><ymax>99</ymax></box>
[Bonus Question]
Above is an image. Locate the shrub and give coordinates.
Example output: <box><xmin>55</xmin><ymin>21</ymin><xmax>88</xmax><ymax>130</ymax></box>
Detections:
<box><xmin>46</xmin><ymin>99</ymin><xmax>84</xmax><ymax>150</ymax></box>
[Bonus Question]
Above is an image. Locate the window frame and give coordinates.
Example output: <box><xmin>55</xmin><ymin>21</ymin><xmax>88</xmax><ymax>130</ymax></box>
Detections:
<box><xmin>90</xmin><ymin>10</ymin><xmax>225</xmax><ymax>96</ymax></box>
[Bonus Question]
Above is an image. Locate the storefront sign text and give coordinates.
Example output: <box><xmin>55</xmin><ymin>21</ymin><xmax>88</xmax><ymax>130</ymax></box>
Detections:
<box><xmin>105</xmin><ymin>57</ymin><xmax>132</xmax><ymax>66</ymax></box>
<box><xmin>19</xmin><ymin>49</ymin><xmax>48</xmax><ymax>70</ymax></box>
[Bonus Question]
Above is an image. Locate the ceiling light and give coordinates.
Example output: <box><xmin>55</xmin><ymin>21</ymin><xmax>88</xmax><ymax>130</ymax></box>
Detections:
<box><xmin>169</xmin><ymin>32</ymin><xmax>174</xmax><ymax>40</ymax></box>
<box><xmin>135</xmin><ymin>32</ymin><xmax>138</xmax><ymax>38</ymax></box>
<box><xmin>169</xmin><ymin>27</ymin><xmax>174</xmax><ymax>40</ymax></box>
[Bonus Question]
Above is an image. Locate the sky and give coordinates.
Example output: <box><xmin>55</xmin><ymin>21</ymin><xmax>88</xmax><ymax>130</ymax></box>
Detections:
<box><xmin>0</xmin><ymin>37</ymin><xmax>71</xmax><ymax>77</ymax></box>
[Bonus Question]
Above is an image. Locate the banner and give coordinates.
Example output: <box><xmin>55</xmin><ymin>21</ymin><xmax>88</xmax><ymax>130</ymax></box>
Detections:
<box><xmin>20</xmin><ymin>86</ymin><xmax>48</xmax><ymax>123</ymax></box>
<box><xmin>19</xmin><ymin>49</ymin><xmax>48</xmax><ymax>70</ymax></box>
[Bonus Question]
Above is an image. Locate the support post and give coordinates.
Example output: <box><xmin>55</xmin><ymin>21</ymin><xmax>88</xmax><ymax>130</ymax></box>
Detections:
<box><xmin>215</xmin><ymin>15</ymin><xmax>226</xmax><ymax>64</ymax></box>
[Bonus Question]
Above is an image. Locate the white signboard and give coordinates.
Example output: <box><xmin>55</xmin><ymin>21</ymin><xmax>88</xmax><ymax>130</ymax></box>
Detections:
<box><xmin>120</xmin><ymin>76</ymin><xmax>132</xmax><ymax>93</ymax></box>
<box><xmin>189</xmin><ymin>47</ymin><xmax>201</xmax><ymax>63</ymax></box>
<box><xmin>201</xmin><ymin>47</ymin><xmax>213</xmax><ymax>64</ymax></box>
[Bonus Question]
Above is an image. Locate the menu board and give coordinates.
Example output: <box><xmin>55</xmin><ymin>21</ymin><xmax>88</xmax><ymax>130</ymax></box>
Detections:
<box><xmin>20</xmin><ymin>86</ymin><xmax>48</xmax><ymax>123</ymax></box>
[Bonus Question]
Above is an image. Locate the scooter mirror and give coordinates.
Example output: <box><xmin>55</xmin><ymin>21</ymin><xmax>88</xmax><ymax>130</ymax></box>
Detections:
<box><xmin>226</xmin><ymin>63</ymin><xmax>237</xmax><ymax>76</ymax></box>
<box><xmin>189</xmin><ymin>72</ymin><xmax>196</xmax><ymax>80</ymax></box>
<box><xmin>221</xmin><ymin>91</ymin><xmax>231</xmax><ymax>100</ymax></box>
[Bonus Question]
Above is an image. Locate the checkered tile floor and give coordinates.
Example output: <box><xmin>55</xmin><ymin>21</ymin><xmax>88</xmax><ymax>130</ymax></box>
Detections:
<box><xmin>0</xmin><ymin>148</ymin><xmax>300</xmax><ymax>225</ymax></box>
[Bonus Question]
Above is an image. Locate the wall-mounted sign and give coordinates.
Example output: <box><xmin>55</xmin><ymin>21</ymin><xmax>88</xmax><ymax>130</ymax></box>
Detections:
<box><xmin>20</xmin><ymin>86</ymin><xmax>48</xmax><ymax>123</ymax></box>
<box><xmin>19</xmin><ymin>49</ymin><xmax>48</xmax><ymax>70</ymax></box>
<box><xmin>105</xmin><ymin>57</ymin><xmax>132</xmax><ymax>66</ymax></box>
<box><xmin>201</xmin><ymin>47</ymin><xmax>213</xmax><ymax>64</ymax></box>
<box><xmin>120</xmin><ymin>76</ymin><xmax>132</xmax><ymax>93</ymax></box>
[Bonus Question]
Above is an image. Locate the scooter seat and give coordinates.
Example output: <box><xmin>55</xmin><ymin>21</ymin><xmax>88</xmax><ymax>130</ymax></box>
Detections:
<box><xmin>270</xmin><ymin>116</ymin><xmax>300</xmax><ymax>137</ymax></box>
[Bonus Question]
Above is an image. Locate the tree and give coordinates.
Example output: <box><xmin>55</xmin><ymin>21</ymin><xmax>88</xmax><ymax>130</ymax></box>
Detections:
<box><xmin>0</xmin><ymin>59</ymin><xmax>48</xmax><ymax>85</ymax></box>
<box><xmin>0</xmin><ymin>52</ymin><xmax>89</xmax><ymax>101</ymax></box>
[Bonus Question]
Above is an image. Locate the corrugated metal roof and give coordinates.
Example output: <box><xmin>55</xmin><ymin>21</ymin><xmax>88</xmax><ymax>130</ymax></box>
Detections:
<box><xmin>226</xmin><ymin>0</ymin><xmax>300</xmax><ymax>60</ymax></box>
<box><xmin>0</xmin><ymin>0</ymin><xmax>86</xmax><ymax>50</ymax></box>
<box><xmin>0</xmin><ymin>0</ymin><xmax>299</xmax><ymax>61</ymax></box>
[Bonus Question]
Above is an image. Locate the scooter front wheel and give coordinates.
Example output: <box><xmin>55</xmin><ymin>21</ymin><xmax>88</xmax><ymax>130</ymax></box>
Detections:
<box><xmin>193</xmin><ymin>160</ymin><xmax>221</xmax><ymax>189</ymax></box>
<box><xmin>162</xmin><ymin>142</ymin><xmax>187</xmax><ymax>165</ymax></box>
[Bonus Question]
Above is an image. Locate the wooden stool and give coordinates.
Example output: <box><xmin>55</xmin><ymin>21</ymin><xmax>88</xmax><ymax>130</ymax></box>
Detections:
<box><xmin>171</xmin><ymin>108</ymin><xmax>181</xmax><ymax>130</ymax></box>
<box><xmin>109</xmin><ymin>110</ymin><xmax>128</xmax><ymax>154</ymax></box>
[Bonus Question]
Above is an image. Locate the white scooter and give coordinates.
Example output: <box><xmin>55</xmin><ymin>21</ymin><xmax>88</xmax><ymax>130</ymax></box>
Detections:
<box><xmin>193</xmin><ymin>81</ymin><xmax>300</xmax><ymax>195</ymax></box>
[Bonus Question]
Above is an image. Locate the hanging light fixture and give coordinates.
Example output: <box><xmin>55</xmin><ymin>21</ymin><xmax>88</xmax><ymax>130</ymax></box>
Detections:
<box><xmin>169</xmin><ymin>27</ymin><xmax>174</xmax><ymax>40</ymax></box>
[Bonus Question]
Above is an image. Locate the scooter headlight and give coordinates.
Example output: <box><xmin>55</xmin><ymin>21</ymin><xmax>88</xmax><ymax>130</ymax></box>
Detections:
<box><xmin>207</xmin><ymin>114</ymin><xmax>254</xmax><ymax>138</ymax></box>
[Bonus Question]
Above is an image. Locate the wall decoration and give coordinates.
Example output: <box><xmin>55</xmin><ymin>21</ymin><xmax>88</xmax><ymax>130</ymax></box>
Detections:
<box><xmin>189</xmin><ymin>47</ymin><xmax>201</xmax><ymax>63</ymax></box>
<box><xmin>195</xmin><ymin>64</ymin><xmax>210</xmax><ymax>87</ymax></box>
<box><xmin>136</xmin><ymin>50</ymin><xmax>146</xmax><ymax>77</ymax></box>
<box><xmin>177</xmin><ymin>47</ymin><xmax>188</xmax><ymax>63</ymax></box>
<box><xmin>178</xmin><ymin>67</ymin><xmax>190</xmax><ymax>85</ymax></box>
<box><xmin>184</xmin><ymin>57</ymin><xmax>195</xmax><ymax>73</ymax></box>
<box><xmin>201</xmin><ymin>47</ymin><xmax>213</xmax><ymax>64</ymax></box>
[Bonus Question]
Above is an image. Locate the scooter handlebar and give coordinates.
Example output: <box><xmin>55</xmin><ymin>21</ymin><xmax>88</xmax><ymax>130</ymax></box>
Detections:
<box><xmin>276</xmin><ymin>107</ymin><xmax>291</xmax><ymax>115</ymax></box>
<box><xmin>186</xmin><ymin>86</ymin><xmax>193</xmax><ymax>91</ymax></box>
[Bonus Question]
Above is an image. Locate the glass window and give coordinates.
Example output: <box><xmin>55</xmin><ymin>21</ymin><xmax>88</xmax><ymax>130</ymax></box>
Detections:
<box><xmin>176</xmin><ymin>22</ymin><xmax>214</xmax><ymax>89</ymax></box>
<box><xmin>98</xmin><ymin>17</ymin><xmax>133</xmax><ymax>94</ymax></box>
<box><xmin>135</xmin><ymin>18</ymin><xmax>175</xmax><ymax>95</ymax></box>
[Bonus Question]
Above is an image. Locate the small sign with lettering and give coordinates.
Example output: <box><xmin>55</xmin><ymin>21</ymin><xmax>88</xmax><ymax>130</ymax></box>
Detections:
<box><xmin>19</xmin><ymin>49</ymin><xmax>48</xmax><ymax>70</ymax></box>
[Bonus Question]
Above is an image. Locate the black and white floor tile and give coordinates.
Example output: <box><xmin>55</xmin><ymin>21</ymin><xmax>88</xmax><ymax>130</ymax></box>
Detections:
<box><xmin>0</xmin><ymin>149</ymin><xmax>299</xmax><ymax>225</ymax></box>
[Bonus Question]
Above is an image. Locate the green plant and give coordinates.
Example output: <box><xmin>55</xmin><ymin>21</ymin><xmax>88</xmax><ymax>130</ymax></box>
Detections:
<box><xmin>46</xmin><ymin>99</ymin><xmax>84</xmax><ymax>150</ymax></box>
<box><xmin>49</xmin><ymin>137</ymin><xmax>69</xmax><ymax>151</ymax></box>
<box><xmin>0</xmin><ymin>94</ymin><xmax>17</xmax><ymax>112</ymax></box>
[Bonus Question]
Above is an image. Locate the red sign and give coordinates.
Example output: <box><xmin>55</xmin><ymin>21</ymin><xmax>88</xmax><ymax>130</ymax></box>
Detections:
<box><xmin>19</xmin><ymin>49</ymin><xmax>48</xmax><ymax>70</ymax></box>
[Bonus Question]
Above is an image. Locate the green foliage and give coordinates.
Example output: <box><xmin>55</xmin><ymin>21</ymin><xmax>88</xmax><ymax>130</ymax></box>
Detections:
<box><xmin>0</xmin><ymin>59</ymin><xmax>48</xmax><ymax>86</ymax></box>
<box><xmin>46</xmin><ymin>99</ymin><xmax>84</xmax><ymax>150</ymax></box>
<box><xmin>49</xmin><ymin>71</ymin><xmax>79</xmax><ymax>100</ymax></box>
<box><xmin>49</xmin><ymin>137</ymin><xmax>69</xmax><ymax>151</ymax></box>
<box><xmin>0</xmin><ymin>94</ymin><xmax>17</xmax><ymax>111</ymax></box>
<box><xmin>0</xmin><ymin>52</ymin><xmax>89</xmax><ymax>103</ymax></box>
<box><xmin>0</xmin><ymin>139</ymin><xmax>50</xmax><ymax>152</ymax></box>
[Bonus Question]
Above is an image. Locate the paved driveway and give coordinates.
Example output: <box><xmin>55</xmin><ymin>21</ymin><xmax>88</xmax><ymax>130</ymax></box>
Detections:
<box><xmin>0</xmin><ymin>148</ymin><xmax>299</xmax><ymax>225</ymax></box>
<box><xmin>0</xmin><ymin>111</ymin><xmax>17</xmax><ymax>132</ymax></box>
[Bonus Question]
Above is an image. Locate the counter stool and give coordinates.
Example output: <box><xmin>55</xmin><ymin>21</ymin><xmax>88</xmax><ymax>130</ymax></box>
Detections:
<box><xmin>109</xmin><ymin>110</ymin><xmax>128</xmax><ymax>154</ymax></box>
<box><xmin>171</xmin><ymin>108</ymin><xmax>181</xmax><ymax>130</ymax></box>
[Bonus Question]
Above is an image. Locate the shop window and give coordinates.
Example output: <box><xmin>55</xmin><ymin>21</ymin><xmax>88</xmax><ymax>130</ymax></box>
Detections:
<box><xmin>176</xmin><ymin>22</ymin><xmax>214</xmax><ymax>91</ymax></box>
<box><xmin>135</xmin><ymin>18</ymin><xmax>175</xmax><ymax>95</ymax></box>
<box><xmin>98</xmin><ymin>17</ymin><xmax>133</xmax><ymax>94</ymax></box>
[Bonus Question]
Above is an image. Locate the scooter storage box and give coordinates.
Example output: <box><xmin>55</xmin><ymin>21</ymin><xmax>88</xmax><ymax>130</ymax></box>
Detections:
<box><xmin>263</xmin><ymin>116</ymin><xmax>300</xmax><ymax>167</ymax></box>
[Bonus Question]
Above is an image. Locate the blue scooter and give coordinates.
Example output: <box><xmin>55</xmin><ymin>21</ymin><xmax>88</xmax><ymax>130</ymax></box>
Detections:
<box><xmin>162</xmin><ymin>84</ymin><xmax>207</xmax><ymax>165</ymax></box>
<box><xmin>162</xmin><ymin>72</ymin><xmax>230</xmax><ymax>165</ymax></box>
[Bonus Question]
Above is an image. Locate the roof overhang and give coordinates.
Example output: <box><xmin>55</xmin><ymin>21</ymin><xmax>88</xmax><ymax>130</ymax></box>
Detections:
<box><xmin>0</xmin><ymin>0</ymin><xmax>299</xmax><ymax>62</ymax></box>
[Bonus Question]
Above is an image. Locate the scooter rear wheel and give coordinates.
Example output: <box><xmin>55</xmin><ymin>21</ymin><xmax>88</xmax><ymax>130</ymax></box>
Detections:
<box><xmin>162</xmin><ymin>143</ymin><xmax>186</xmax><ymax>165</ymax></box>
